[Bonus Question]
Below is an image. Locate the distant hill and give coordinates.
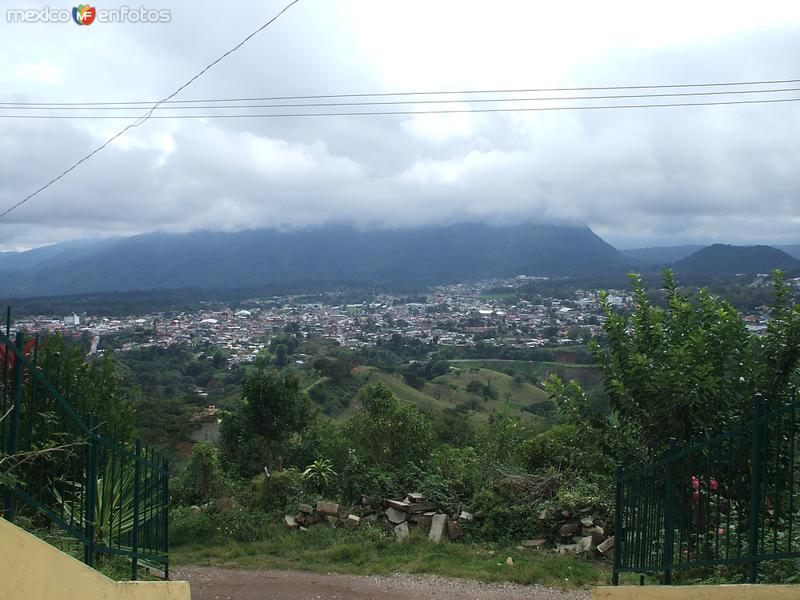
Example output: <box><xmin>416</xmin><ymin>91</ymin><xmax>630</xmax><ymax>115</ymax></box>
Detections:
<box><xmin>672</xmin><ymin>244</ymin><xmax>800</xmax><ymax>275</ymax></box>
<box><xmin>0</xmin><ymin>223</ymin><xmax>631</xmax><ymax>297</ymax></box>
<box><xmin>778</xmin><ymin>245</ymin><xmax>800</xmax><ymax>261</ymax></box>
<box><xmin>621</xmin><ymin>244</ymin><xmax>705</xmax><ymax>266</ymax></box>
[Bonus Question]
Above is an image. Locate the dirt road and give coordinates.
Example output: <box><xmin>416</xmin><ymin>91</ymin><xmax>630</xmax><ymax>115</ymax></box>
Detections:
<box><xmin>174</xmin><ymin>567</ymin><xmax>593</xmax><ymax>600</ymax></box>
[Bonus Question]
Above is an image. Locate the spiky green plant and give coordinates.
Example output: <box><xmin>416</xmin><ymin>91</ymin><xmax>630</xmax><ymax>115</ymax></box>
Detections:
<box><xmin>54</xmin><ymin>457</ymin><xmax>150</xmax><ymax>546</ymax></box>
<box><xmin>302</xmin><ymin>458</ymin><xmax>337</xmax><ymax>493</ymax></box>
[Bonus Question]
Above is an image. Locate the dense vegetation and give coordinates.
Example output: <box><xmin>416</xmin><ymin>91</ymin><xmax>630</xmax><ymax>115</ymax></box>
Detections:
<box><xmin>12</xmin><ymin>269</ymin><xmax>798</xmax><ymax>587</ymax></box>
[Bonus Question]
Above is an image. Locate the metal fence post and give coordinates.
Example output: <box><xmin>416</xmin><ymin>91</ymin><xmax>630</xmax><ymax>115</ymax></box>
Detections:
<box><xmin>162</xmin><ymin>458</ymin><xmax>170</xmax><ymax>580</ymax></box>
<box><xmin>748</xmin><ymin>394</ymin><xmax>765</xmax><ymax>583</ymax></box>
<box><xmin>663</xmin><ymin>438</ymin><xmax>678</xmax><ymax>585</ymax></box>
<box><xmin>85</xmin><ymin>416</ymin><xmax>98</xmax><ymax>567</ymax></box>
<box><xmin>3</xmin><ymin>331</ymin><xmax>24</xmax><ymax>522</ymax></box>
<box><xmin>131</xmin><ymin>438</ymin><xmax>141</xmax><ymax>581</ymax></box>
<box><xmin>612</xmin><ymin>464</ymin><xmax>623</xmax><ymax>586</ymax></box>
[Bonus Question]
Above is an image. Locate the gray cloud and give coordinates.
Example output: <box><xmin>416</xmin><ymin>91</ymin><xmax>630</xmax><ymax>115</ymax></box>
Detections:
<box><xmin>0</xmin><ymin>1</ymin><xmax>799</xmax><ymax>250</ymax></box>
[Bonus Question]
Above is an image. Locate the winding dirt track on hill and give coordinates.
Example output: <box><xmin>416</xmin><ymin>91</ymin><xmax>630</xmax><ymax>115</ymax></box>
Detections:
<box><xmin>174</xmin><ymin>567</ymin><xmax>593</xmax><ymax>600</ymax></box>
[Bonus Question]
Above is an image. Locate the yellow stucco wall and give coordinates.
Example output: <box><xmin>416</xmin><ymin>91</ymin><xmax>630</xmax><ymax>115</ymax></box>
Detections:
<box><xmin>0</xmin><ymin>517</ymin><xmax>190</xmax><ymax>600</ymax></box>
<box><xmin>594</xmin><ymin>584</ymin><xmax>800</xmax><ymax>599</ymax></box>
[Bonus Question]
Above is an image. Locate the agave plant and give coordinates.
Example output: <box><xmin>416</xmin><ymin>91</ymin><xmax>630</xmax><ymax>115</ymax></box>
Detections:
<box><xmin>302</xmin><ymin>458</ymin><xmax>337</xmax><ymax>493</ymax></box>
<box><xmin>54</xmin><ymin>457</ymin><xmax>143</xmax><ymax>546</ymax></box>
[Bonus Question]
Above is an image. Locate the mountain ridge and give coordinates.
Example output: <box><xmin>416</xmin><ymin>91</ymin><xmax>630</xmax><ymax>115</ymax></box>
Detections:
<box><xmin>0</xmin><ymin>223</ymin><xmax>631</xmax><ymax>297</ymax></box>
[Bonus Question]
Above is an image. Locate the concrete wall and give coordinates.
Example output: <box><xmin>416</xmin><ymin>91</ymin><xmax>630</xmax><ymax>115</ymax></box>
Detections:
<box><xmin>594</xmin><ymin>584</ymin><xmax>800</xmax><ymax>599</ymax></box>
<box><xmin>0</xmin><ymin>517</ymin><xmax>190</xmax><ymax>600</ymax></box>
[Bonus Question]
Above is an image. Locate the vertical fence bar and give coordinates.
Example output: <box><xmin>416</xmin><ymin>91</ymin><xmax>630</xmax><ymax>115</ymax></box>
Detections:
<box><xmin>663</xmin><ymin>438</ymin><xmax>677</xmax><ymax>585</ymax></box>
<box><xmin>612</xmin><ymin>464</ymin><xmax>623</xmax><ymax>585</ymax></box>
<box><xmin>748</xmin><ymin>394</ymin><xmax>765</xmax><ymax>583</ymax></box>
<box><xmin>3</xmin><ymin>331</ymin><xmax>25</xmax><ymax>521</ymax></box>
<box><xmin>163</xmin><ymin>458</ymin><xmax>170</xmax><ymax>580</ymax></box>
<box><xmin>85</xmin><ymin>416</ymin><xmax>98</xmax><ymax>567</ymax></box>
<box><xmin>131</xmin><ymin>438</ymin><xmax>141</xmax><ymax>581</ymax></box>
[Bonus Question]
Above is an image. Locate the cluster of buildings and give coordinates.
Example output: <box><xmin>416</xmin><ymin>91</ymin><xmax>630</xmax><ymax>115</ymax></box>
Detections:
<box><xmin>11</xmin><ymin>276</ymin><xmax>777</xmax><ymax>362</ymax></box>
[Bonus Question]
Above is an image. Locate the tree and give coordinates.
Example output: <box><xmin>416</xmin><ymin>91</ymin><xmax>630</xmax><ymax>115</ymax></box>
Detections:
<box><xmin>221</xmin><ymin>371</ymin><xmax>309</xmax><ymax>471</ymax></box>
<box><xmin>273</xmin><ymin>344</ymin><xmax>289</xmax><ymax>368</ymax></box>
<box><xmin>547</xmin><ymin>270</ymin><xmax>800</xmax><ymax>456</ymax></box>
<box><xmin>345</xmin><ymin>383</ymin><xmax>433</xmax><ymax>468</ymax></box>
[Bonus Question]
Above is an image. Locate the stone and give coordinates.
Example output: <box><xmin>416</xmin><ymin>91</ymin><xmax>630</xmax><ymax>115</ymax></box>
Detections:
<box><xmin>575</xmin><ymin>535</ymin><xmax>595</xmax><ymax>553</ymax></box>
<box><xmin>346</xmin><ymin>514</ymin><xmax>361</xmax><ymax>528</ymax></box>
<box><xmin>284</xmin><ymin>515</ymin><xmax>298</xmax><ymax>529</ymax></box>
<box><xmin>447</xmin><ymin>519</ymin><xmax>462</xmax><ymax>540</ymax></box>
<box><xmin>394</xmin><ymin>521</ymin><xmax>409</xmax><ymax>542</ymax></box>
<box><xmin>408</xmin><ymin>502</ymin><xmax>439</xmax><ymax>514</ymax></box>
<box><xmin>325</xmin><ymin>515</ymin><xmax>339</xmax><ymax>527</ymax></box>
<box><xmin>505</xmin><ymin>556</ymin><xmax>514</xmax><ymax>566</ymax></box>
<box><xmin>538</xmin><ymin>509</ymin><xmax>549</xmax><ymax>521</ymax></box>
<box><xmin>385</xmin><ymin>507</ymin><xmax>407</xmax><ymax>524</ymax></box>
<box><xmin>406</xmin><ymin>492</ymin><xmax>426</xmax><ymax>502</ymax></box>
<box><xmin>361</xmin><ymin>495</ymin><xmax>374</xmax><ymax>507</ymax></box>
<box><xmin>557</xmin><ymin>543</ymin><xmax>578</xmax><ymax>555</ymax></box>
<box><xmin>364</xmin><ymin>514</ymin><xmax>379</xmax><ymax>525</ymax></box>
<box><xmin>515</xmin><ymin>546</ymin><xmax>525</xmax><ymax>551</ymax></box>
<box><xmin>458</xmin><ymin>510</ymin><xmax>473</xmax><ymax>522</ymax></box>
<box><xmin>559</xmin><ymin>522</ymin><xmax>581</xmax><ymax>537</ymax></box>
<box><xmin>561</xmin><ymin>510</ymin><xmax>571</xmax><ymax>518</ymax></box>
<box><xmin>294</xmin><ymin>512</ymin><xmax>307</xmax><ymax>525</ymax></box>
<box><xmin>521</xmin><ymin>539</ymin><xmax>547</xmax><ymax>548</ymax></box>
<box><xmin>587</xmin><ymin>527</ymin><xmax>605</xmax><ymax>547</ymax></box>
<box><xmin>297</xmin><ymin>503</ymin><xmax>314</xmax><ymax>514</ymax></box>
<box><xmin>597</xmin><ymin>535</ymin><xmax>615</xmax><ymax>555</ymax></box>
<box><xmin>316</xmin><ymin>500</ymin><xmax>340</xmax><ymax>516</ymax></box>
<box><xmin>580</xmin><ymin>516</ymin><xmax>594</xmax><ymax>527</ymax></box>
<box><xmin>416</xmin><ymin>514</ymin><xmax>433</xmax><ymax>531</ymax></box>
<box><xmin>578</xmin><ymin>506</ymin><xmax>594</xmax><ymax>514</ymax></box>
<box><xmin>387</xmin><ymin>500</ymin><xmax>411</xmax><ymax>512</ymax></box>
<box><xmin>429</xmin><ymin>513</ymin><xmax>448</xmax><ymax>543</ymax></box>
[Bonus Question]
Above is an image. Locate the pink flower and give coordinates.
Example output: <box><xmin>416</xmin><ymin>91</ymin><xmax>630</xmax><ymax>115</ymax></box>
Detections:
<box><xmin>710</xmin><ymin>478</ymin><xmax>718</xmax><ymax>491</ymax></box>
<box><xmin>692</xmin><ymin>477</ymin><xmax>700</xmax><ymax>490</ymax></box>
<box><xmin>693</xmin><ymin>491</ymin><xmax>699</xmax><ymax>500</ymax></box>
<box><xmin>718</xmin><ymin>528</ymin><xmax>725</xmax><ymax>535</ymax></box>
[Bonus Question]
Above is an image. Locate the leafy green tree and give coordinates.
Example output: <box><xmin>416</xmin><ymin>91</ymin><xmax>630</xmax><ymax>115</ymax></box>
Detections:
<box><xmin>547</xmin><ymin>270</ymin><xmax>800</xmax><ymax>456</ymax></box>
<box><xmin>175</xmin><ymin>441</ymin><xmax>226</xmax><ymax>504</ymax></box>
<box><xmin>345</xmin><ymin>383</ymin><xmax>433</xmax><ymax>468</ymax></box>
<box><xmin>273</xmin><ymin>344</ymin><xmax>289</xmax><ymax>368</ymax></box>
<box><xmin>220</xmin><ymin>371</ymin><xmax>309</xmax><ymax>472</ymax></box>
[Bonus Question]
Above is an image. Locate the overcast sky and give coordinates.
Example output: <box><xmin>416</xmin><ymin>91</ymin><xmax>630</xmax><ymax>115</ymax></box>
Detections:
<box><xmin>1</xmin><ymin>0</ymin><xmax>799</xmax><ymax>251</ymax></box>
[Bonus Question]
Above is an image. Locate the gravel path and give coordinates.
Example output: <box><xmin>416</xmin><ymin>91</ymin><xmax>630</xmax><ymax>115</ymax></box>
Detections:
<box><xmin>174</xmin><ymin>566</ymin><xmax>594</xmax><ymax>600</ymax></box>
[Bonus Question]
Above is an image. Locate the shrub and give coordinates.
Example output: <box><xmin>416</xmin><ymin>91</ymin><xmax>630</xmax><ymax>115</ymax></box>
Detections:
<box><xmin>170</xmin><ymin>506</ymin><xmax>217</xmax><ymax>546</ymax></box>
<box><xmin>247</xmin><ymin>468</ymin><xmax>304</xmax><ymax>512</ymax></box>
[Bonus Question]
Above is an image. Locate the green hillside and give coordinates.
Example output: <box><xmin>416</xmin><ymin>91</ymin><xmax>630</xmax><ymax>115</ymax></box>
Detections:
<box><xmin>310</xmin><ymin>364</ymin><xmax>555</xmax><ymax>425</ymax></box>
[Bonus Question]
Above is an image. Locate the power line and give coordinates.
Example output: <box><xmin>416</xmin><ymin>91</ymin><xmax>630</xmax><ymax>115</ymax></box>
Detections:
<box><xmin>0</xmin><ymin>0</ymin><xmax>302</xmax><ymax>222</ymax></box>
<box><xmin>2</xmin><ymin>96</ymin><xmax>799</xmax><ymax>120</ymax></box>
<box><xmin>3</xmin><ymin>85</ymin><xmax>800</xmax><ymax>112</ymax></box>
<box><xmin>2</xmin><ymin>77</ymin><xmax>800</xmax><ymax>106</ymax></box>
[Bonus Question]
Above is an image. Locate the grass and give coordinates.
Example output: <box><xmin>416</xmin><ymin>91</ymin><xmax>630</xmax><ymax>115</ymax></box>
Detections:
<box><xmin>171</xmin><ymin>523</ymin><xmax>609</xmax><ymax>589</ymax></box>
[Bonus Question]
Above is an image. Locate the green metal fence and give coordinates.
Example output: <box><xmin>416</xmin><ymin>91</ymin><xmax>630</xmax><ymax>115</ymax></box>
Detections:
<box><xmin>613</xmin><ymin>394</ymin><xmax>799</xmax><ymax>585</ymax></box>
<box><xmin>0</xmin><ymin>321</ymin><xmax>169</xmax><ymax>580</ymax></box>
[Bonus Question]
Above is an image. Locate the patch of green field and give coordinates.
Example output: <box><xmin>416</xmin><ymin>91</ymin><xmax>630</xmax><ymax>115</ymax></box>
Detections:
<box><xmin>172</xmin><ymin>524</ymin><xmax>608</xmax><ymax>589</ymax></box>
<box><xmin>310</xmin><ymin>365</ymin><xmax>555</xmax><ymax>424</ymax></box>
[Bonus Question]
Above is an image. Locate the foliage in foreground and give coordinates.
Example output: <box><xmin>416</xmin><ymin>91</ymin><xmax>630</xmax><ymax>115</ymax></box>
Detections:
<box><xmin>170</xmin><ymin>515</ymin><xmax>607</xmax><ymax>588</ymax></box>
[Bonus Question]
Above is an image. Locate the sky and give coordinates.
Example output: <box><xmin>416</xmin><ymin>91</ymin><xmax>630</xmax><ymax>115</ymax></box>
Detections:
<box><xmin>1</xmin><ymin>0</ymin><xmax>799</xmax><ymax>251</ymax></box>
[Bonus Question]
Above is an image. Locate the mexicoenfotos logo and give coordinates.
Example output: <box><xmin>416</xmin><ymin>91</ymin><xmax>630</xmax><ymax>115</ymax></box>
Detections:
<box><xmin>6</xmin><ymin>5</ymin><xmax>171</xmax><ymax>24</ymax></box>
<box><xmin>72</xmin><ymin>4</ymin><xmax>95</xmax><ymax>25</ymax></box>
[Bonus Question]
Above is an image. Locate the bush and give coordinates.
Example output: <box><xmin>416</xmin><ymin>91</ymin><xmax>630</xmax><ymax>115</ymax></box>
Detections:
<box><xmin>247</xmin><ymin>468</ymin><xmax>304</xmax><ymax>512</ymax></box>
<box><xmin>170</xmin><ymin>506</ymin><xmax>217</xmax><ymax>546</ymax></box>
<box><xmin>173</xmin><ymin>441</ymin><xmax>228</xmax><ymax>505</ymax></box>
